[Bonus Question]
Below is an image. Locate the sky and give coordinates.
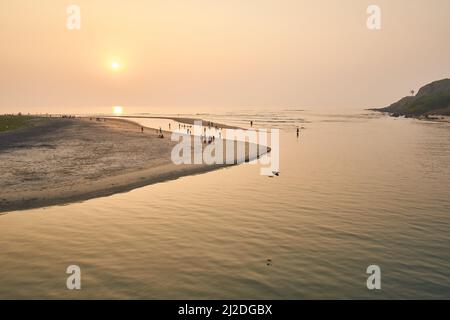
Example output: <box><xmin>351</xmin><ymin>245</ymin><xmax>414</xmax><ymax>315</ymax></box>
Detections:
<box><xmin>1</xmin><ymin>0</ymin><xmax>449</xmax><ymax>114</ymax></box>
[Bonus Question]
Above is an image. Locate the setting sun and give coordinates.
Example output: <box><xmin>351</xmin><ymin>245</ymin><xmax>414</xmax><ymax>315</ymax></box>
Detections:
<box><xmin>111</xmin><ymin>61</ymin><xmax>121</xmax><ymax>71</ymax></box>
<box><xmin>112</xmin><ymin>106</ymin><xmax>123</xmax><ymax>115</ymax></box>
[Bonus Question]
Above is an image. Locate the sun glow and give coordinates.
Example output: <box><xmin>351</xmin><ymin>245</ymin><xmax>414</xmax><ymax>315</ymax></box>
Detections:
<box><xmin>113</xmin><ymin>106</ymin><xmax>123</xmax><ymax>115</ymax></box>
<box><xmin>111</xmin><ymin>61</ymin><xmax>121</xmax><ymax>71</ymax></box>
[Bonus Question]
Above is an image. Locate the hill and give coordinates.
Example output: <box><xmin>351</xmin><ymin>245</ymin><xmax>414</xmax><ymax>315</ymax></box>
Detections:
<box><xmin>375</xmin><ymin>79</ymin><xmax>450</xmax><ymax>116</ymax></box>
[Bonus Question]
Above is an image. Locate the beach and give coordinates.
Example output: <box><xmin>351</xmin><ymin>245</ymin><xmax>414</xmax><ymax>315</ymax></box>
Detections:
<box><xmin>0</xmin><ymin>117</ymin><xmax>263</xmax><ymax>214</ymax></box>
<box><xmin>1</xmin><ymin>110</ymin><xmax>450</xmax><ymax>299</ymax></box>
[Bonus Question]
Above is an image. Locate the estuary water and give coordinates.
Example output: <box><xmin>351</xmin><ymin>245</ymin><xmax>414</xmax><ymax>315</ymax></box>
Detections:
<box><xmin>1</xmin><ymin>108</ymin><xmax>450</xmax><ymax>299</ymax></box>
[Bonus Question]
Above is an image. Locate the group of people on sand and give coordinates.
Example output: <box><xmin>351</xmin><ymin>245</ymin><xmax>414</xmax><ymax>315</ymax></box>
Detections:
<box><xmin>139</xmin><ymin>119</ymin><xmax>303</xmax><ymax>140</ymax></box>
<box><xmin>175</xmin><ymin>122</ymin><xmax>221</xmax><ymax>141</ymax></box>
<box><xmin>201</xmin><ymin>134</ymin><xmax>216</xmax><ymax>144</ymax></box>
<box><xmin>178</xmin><ymin>123</ymin><xmax>193</xmax><ymax>135</ymax></box>
<box><xmin>140</xmin><ymin>122</ymin><xmax>197</xmax><ymax>138</ymax></box>
<box><xmin>139</xmin><ymin>125</ymin><xmax>164</xmax><ymax>138</ymax></box>
<box><xmin>180</xmin><ymin>124</ymin><xmax>192</xmax><ymax>135</ymax></box>
<box><xmin>157</xmin><ymin>127</ymin><xmax>164</xmax><ymax>138</ymax></box>
<box><xmin>202</xmin><ymin>126</ymin><xmax>222</xmax><ymax>144</ymax></box>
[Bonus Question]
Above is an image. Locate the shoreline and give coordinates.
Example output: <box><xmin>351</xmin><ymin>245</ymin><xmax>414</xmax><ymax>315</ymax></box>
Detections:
<box><xmin>367</xmin><ymin>109</ymin><xmax>450</xmax><ymax>123</ymax></box>
<box><xmin>0</xmin><ymin>117</ymin><xmax>268</xmax><ymax>214</ymax></box>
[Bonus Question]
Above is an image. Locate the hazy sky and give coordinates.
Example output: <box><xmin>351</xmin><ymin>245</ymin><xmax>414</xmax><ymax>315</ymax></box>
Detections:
<box><xmin>1</xmin><ymin>0</ymin><xmax>449</xmax><ymax>113</ymax></box>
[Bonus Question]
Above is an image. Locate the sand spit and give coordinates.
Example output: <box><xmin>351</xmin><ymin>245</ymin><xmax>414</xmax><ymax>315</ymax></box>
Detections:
<box><xmin>0</xmin><ymin>117</ymin><xmax>266</xmax><ymax>213</ymax></box>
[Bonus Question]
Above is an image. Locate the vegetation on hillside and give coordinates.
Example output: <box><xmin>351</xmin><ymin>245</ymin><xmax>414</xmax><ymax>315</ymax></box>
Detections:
<box><xmin>376</xmin><ymin>79</ymin><xmax>450</xmax><ymax>116</ymax></box>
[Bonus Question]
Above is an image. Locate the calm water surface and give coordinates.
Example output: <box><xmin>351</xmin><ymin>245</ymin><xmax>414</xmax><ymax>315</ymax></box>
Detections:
<box><xmin>1</xmin><ymin>108</ymin><xmax>450</xmax><ymax>299</ymax></box>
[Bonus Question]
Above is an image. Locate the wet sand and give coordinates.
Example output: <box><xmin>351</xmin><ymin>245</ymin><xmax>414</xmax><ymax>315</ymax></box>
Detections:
<box><xmin>110</xmin><ymin>115</ymin><xmax>242</xmax><ymax>129</ymax></box>
<box><xmin>0</xmin><ymin>118</ymin><xmax>265</xmax><ymax>214</ymax></box>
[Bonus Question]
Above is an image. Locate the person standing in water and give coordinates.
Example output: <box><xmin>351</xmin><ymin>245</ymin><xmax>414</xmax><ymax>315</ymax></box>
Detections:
<box><xmin>250</xmin><ymin>120</ymin><xmax>253</xmax><ymax>127</ymax></box>
<box><xmin>296</xmin><ymin>127</ymin><xmax>300</xmax><ymax>138</ymax></box>
<box><xmin>141</xmin><ymin>126</ymin><xmax>144</xmax><ymax>133</ymax></box>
